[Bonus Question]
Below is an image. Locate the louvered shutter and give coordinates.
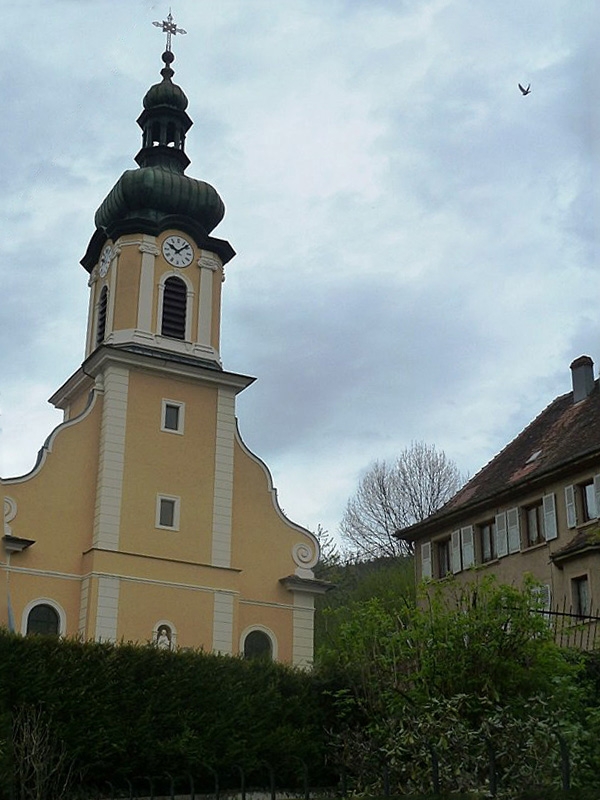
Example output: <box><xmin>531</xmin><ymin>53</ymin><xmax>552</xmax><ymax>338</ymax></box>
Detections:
<box><xmin>543</xmin><ymin>494</ymin><xmax>558</xmax><ymax>541</ymax></box>
<box><xmin>161</xmin><ymin>277</ymin><xmax>187</xmax><ymax>340</ymax></box>
<box><xmin>421</xmin><ymin>542</ymin><xmax>432</xmax><ymax>579</ymax></box>
<box><xmin>507</xmin><ymin>508</ymin><xmax>520</xmax><ymax>553</ymax></box>
<box><xmin>495</xmin><ymin>512</ymin><xmax>508</xmax><ymax>557</ymax></box>
<box><xmin>539</xmin><ymin>584</ymin><xmax>551</xmax><ymax>611</ymax></box>
<box><xmin>594</xmin><ymin>475</ymin><xmax>600</xmax><ymax>520</ymax></box>
<box><xmin>564</xmin><ymin>485</ymin><xmax>577</xmax><ymax>529</ymax></box>
<box><xmin>461</xmin><ymin>526</ymin><xmax>475</xmax><ymax>568</ymax></box>
<box><xmin>451</xmin><ymin>530</ymin><xmax>462</xmax><ymax>573</ymax></box>
<box><xmin>96</xmin><ymin>286</ymin><xmax>108</xmax><ymax>345</ymax></box>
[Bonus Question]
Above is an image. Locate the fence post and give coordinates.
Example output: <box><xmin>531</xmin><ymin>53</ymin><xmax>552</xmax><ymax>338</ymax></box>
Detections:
<box><xmin>428</xmin><ymin>743</ymin><xmax>440</xmax><ymax>796</ymax></box>
<box><xmin>165</xmin><ymin>771</ymin><xmax>175</xmax><ymax>800</ymax></box>
<box><xmin>486</xmin><ymin>739</ymin><xmax>497</xmax><ymax>797</ymax></box>
<box><xmin>266</xmin><ymin>761</ymin><xmax>276</xmax><ymax>800</ymax></box>
<box><xmin>382</xmin><ymin>761</ymin><xmax>390</xmax><ymax>797</ymax></box>
<box><xmin>556</xmin><ymin>732</ymin><xmax>571</xmax><ymax>791</ymax></box>
<box><xmin>339</xmin><ymin>765</ymin><xmax>347</xmax><ymax>797</ymax></box>
<box><xmin>186</xmin><ymin>771</ymin><xmax>195</xmax><ymax>800</ymax></box>
<box><xmin>234</xmin><ymin>765</ymin><xmax>246</xmax><ymax>800</ymax></box>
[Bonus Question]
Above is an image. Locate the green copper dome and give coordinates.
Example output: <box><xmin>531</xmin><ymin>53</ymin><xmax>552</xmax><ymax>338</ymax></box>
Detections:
<box><xmin>143</xmin><ymin>62</ymin><xmax>189</xmax><ymax>112</ymax></box>
<box><xmin>81</xmin><ymin>48</ymin><xmax>235</xmax><ymax>271</ymax></box>
<box><xmin>94</xmin><ymin>165</ymin><xmax>225</xmax><ymax>234</ymax></box>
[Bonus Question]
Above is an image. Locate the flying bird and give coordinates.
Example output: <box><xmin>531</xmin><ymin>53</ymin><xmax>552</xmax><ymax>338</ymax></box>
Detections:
<box><xmin>518</xmin><ymin>83</ymin><xmax>531</xmax><ymax>95</ymax></box>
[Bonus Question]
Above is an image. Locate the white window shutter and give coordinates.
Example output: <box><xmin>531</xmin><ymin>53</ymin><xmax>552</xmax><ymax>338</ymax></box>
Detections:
<box><xmin>564</xmin><ymin>485</ymin><xmax>577</xmax><ymax>529</ymax></box>
<box><xmin>540</xmin><ymin>584</ymin><xmax>552</xmax><ymax>611</ymax></box>
<box><xmin>461</xmin><ymin>526</ymin><xmax>475</xmax><ymax>568</ymax></box>
<box><xmin>543</xmin><ymin>494</ymin><xmax>558</xmax><ymax>541</ymax></box>
<box><xmin>451</xmin><ymin>530</ymin><xmax>462</xmax><ymax>573</ymax></box>
<box><xmin>507</xmin><ymin>508</ymin><xmax>521</xmax><ymax>553</ymax></box>
<box><xmin>594</xmin><ymin>474</ymin><xmax>600</xmax><ymax>520</ymax></box>
<box><xmin>421</xmin><ymin>541</ymin><xmax>432</xmax><ymax>579</ymax></box>
<box><xmin>495</xmin><ymin>512</ymin><xmax>508</xmax><ymax>558</ymax></box>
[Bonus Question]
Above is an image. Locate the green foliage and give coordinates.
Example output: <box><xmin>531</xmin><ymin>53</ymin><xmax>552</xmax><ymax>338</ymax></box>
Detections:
<box><xmin>0</xmin><ymin>632</ymin><xmax>330</xmax><ymax>797</ymax></box>
<box><xmin>314</xmin><ymin>554</ymin><xmax>415</xmax><ymax>653</ymax></box>
<box><xmin>316</xmin><ymin>575</ymin><xmax>594</xmax><ymax>797</ymax></box>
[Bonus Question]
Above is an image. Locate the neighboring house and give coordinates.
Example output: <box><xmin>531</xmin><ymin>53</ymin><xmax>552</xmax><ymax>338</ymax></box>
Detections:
<box><xmin>399</xmin><ymin>356</ymin><xmax>600</xmax><ymax>626</ymax></box>
<box><xmin>0</xmin><ymin>42</ymin><xmax>329</xmax><ymax>665</ymax></box>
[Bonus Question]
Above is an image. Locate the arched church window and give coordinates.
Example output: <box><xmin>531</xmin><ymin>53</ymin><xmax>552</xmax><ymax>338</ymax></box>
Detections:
<box><xmin>161</xmin><ymin>277</ymin><xmax>187</xmax><ymax>340</ymax></box>
<box><xmin>96</xmin><ymin>286</ymin><xmax>108</xmax><ymax>346</ymax></box>
<box><xmin>243</xmin><ymin>630</ymin><xmax>273</xmax><ymax>661</ymax></box>
<box><xmin>26</xmin><ymin>604</ymin><xmax>60</xmax><ymax>636</ymax></box>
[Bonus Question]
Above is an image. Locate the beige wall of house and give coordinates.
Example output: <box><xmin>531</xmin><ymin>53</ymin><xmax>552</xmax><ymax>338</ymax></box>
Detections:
<box><xmin>417</xmin><ymin>468</ymin><xmax>600</xmax><ymax>618</ymax></box>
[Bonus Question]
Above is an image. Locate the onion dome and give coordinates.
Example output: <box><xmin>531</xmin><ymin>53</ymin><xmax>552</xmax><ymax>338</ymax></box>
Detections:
<box><xmin>82</xmin><ymin>49</ymin><xmax>234</xmax><ymax>270</ymax></box>
<box><xmin>143</xmin><ymin>51</ymin><xmax>189</xmax><ymax>112</ymax></box>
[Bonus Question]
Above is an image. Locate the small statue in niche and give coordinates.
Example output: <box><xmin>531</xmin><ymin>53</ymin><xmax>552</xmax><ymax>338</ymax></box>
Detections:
<box><xmin>155</xmin><ymin>625</ymin><xmax>172</xmax><ymax>650</ymax></box>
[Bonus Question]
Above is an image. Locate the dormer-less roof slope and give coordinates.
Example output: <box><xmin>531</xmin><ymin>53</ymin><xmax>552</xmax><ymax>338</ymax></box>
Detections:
<box><xmin>400</xmin><ymin>375</ymin><xmax>600</xmax><ymax>542</ymax></box>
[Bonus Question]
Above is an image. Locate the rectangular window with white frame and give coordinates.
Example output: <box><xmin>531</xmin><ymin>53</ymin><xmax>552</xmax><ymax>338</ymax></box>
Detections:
<box><xmin>495</xmin><ymin>508</ymin><xmax>520</xmax><ymax>556</ymax></box>
<box><xmin>156</xmin><ymin>495</ymin><xmax>181</xmax><ymax>530</ymax></box>
<box><xmin>452</xmin><ymin>526</ymin><xmax>475</xmax><ymax>573</ymax></box>
<box><xmin>161</xmin><ymin>399</ymin><xmax>185</xmax><ymax>434</ymax></box>
<box><xmin>579</xmin><ymin>475</ymin><xmax>600</xmax><ymax>522</ymax></box>
<box><xmin>572</xmin><ymin>575</ymin><xmax>590</xmax><ymax>618</ymax></box>
<box><xmin>479</xmin><ymin>520</ymin><xmax>497</xmax><ymax>562</ymax></box>
<box><xmin>524</xmin><ymin>494</ymin><xmax>557</xmax><ymax>547</ymax></box>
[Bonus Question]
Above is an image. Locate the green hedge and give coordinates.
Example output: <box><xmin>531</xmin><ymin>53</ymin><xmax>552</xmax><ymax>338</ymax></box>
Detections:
<box><xmin>0</xmin><ymin>631</ymin><xmax>334</xmax><ymax>796</ymax></box>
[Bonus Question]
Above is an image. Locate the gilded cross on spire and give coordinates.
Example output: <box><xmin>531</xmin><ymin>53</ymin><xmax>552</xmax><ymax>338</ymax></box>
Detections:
<box><xmin>152</xmin><ymin>9</ymin><xmax>187</xmax><ymax>53</ymax></box>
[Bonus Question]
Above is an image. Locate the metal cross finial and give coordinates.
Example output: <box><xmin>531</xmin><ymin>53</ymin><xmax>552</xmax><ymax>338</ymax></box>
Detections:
<box><xmin>152</xmin><ymin>9</ymin><xmax>187</xmax><ymax>53</ymax></box>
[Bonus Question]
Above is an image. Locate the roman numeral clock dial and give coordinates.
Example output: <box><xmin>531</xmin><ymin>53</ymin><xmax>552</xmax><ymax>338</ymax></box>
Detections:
<box><xmin>162</xmin><ymin>235</ymin><xmax>194</xmax><ymax>267</ymax></box>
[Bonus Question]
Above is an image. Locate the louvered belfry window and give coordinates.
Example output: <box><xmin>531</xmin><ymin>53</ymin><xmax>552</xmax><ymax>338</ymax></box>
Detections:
<box><xmin>96</xmin><ymin>286</ymin><xmax>108</xmax><ymax>346</ymax></box>
<box><xmin>161</xmin><ymin>277</ymin><xmax>187</xmax><ymax>340</ymax></box>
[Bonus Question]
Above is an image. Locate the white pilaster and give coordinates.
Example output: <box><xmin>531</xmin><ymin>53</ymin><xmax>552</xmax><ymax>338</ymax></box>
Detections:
<box><xmin>85</xmin><ymin>271</ymin><xmax>97</xmax><ymax>357</ymax></box>
<box><xmin>93</xmin><ymin>365</ymin><xmax>129</xmax><ymax>551</ymax></box>
<box><xmin>95</xmin><ymin>575</ymin><xmax>120</xmax><ymax>641</ymax></box>
<box><xmin>78</xmin><ymin>576</ymin><xmax>90</xmax><ymax>636</ymax></box>
<box><xmin>137</xmin><ymin>240</ymin><xmax>159</xmax><ymax>331</ymax></box>
<box><xmin>212</xmin><ymin>591</ymin><xmax>234</xmax><ymax>654</ymax></box>
<box><xmin>292</xmin><ymin>592</ymin><xmax>315</xmax><ymax>669</ymax></box>
<box><xmin>197</xmin><ymin>252</ymin><xmax>221</xmax><ymax>348</ymax></box>
<box><xmin>211</xmin><ymin>387</ymin><xmax>235</xmax><ymax>567</ymax></box>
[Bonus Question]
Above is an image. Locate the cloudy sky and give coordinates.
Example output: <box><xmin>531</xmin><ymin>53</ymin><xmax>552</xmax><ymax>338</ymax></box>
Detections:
<box><xmin>0</xmin><ymin>0</ymin><xmax>597</xmax><ymax>542</ymax></box>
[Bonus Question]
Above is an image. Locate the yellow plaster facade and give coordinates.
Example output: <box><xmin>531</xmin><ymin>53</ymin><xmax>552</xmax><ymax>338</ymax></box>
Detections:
<box><xmin>1</xmin><ymin>53</ymin><xmax>327</xmax><ymax>667</ymax></box>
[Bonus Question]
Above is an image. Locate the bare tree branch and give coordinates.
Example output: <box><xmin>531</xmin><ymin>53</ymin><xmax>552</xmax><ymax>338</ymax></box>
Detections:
<box><xmin>340</xmin><ymin>442</ymin><xmax>465</xmax><ymax>559</ymax></box>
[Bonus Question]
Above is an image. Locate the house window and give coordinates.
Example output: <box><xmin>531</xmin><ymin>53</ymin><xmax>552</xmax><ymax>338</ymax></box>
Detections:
<box><xmin>26</xmin><ymin>604</ymin><xmax>60</xmax><ymax>636</ymax></box>
<box><xmin>525</xmin><ymin>502</ymin><xmax>544</xmax><ymax>546</ymax></box>
<box><xmin>161</xmin><ymin>276</ymin><xmax>187</xmax><ymax>340</ymax></box>
<box><xmin>243</xmin><ymin>630</ymin><xmax>273</xmax><ymax>661</ymax></box>
<box><xmin>581</xmin><ymin>479</ymin><xmax>599</xmax><ymax>521</ymax></box>
<box><xmin>96</xmin><ymin>286</ymin><xmax>108</xmax><ymax>345</ymax></box>
<box><xmin>161</xmin><ymin>400</ymin><xmax>185</xmax><ymax>434</ymax></box>
<box><xmin>572</xmin><ymin>575</ymin><xmax>590</xmax><ymax>617</ymax></box>
<box><xmin>480</xmin><ymin>521</ymin><xmax>496</xmax><ymax>562</ymax></box>
<box><xmin>156</xmin><ymin>495</ymin><xmax>180</xmax><ymax>530</ymax></box>
<box><xmin>437</xmin><ymin>538</ymin><xmax>451</xmax><ymax>578</ymax></box>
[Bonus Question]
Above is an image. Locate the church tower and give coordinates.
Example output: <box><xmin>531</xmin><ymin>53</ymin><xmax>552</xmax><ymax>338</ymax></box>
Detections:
<box><xmin>1</xmin><ymin>18</ymin><xmax>327</xmax><ymax>666</ymax></box>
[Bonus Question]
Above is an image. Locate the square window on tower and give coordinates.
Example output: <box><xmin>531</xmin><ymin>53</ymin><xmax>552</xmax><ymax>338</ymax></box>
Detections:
<box><xmin>156</xmin><ymin>495</ymin><xmax>180</xmax><ymax>530</ymax></box>
<box><xmin>161</xmin><ymin>399</ymin><xmax>185</xmax><ymax>434</ymax></box>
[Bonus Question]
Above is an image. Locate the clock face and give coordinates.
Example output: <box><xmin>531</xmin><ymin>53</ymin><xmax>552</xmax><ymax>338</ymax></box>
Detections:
<box><xmin>98</xmin><ymin>244</ymin><xmax>113</xmax><ymax>278</ymax></box>
<box><xmin>163</xmin><ymin>235</ymin><xmax>194</xmax><ymax>267</ymax></box>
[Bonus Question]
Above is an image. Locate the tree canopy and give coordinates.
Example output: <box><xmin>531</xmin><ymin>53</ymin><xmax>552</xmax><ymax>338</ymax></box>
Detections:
<box><xmin>340</xmin><ymin>441</ymin><xmax>465</xmax><ymax>558</ymax></box>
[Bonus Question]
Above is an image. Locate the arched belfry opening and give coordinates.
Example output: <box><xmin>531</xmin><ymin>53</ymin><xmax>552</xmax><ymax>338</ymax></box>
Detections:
<box><xmin>161</xmin><ymin>276</ymin><xmax>187</xmax><ymax>340</ymax></box>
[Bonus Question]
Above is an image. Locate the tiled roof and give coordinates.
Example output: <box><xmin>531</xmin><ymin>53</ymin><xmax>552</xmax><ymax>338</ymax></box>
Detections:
<box><xmin>551</xmin><ymin>527</ymin><xmax>600</xmax><ymax>563</ymax></box>
<box><xmin>401</xmin><ymin>378</ymin><xmax>600</xmax><ymax>540</ymax></box>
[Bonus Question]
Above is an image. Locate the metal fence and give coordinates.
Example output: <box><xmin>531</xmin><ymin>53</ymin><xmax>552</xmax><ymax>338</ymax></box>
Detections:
<box><xmin>530</xmin><ymin>602</ymin><xmax>600</xmax><ymax>649</ymax></box>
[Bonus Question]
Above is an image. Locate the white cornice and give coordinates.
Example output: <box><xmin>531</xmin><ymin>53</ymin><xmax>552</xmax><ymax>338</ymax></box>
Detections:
<box><xmin>49</xmin><ymin>346</ymin><xmax>255</xmax><ymax>409</ymax></box>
